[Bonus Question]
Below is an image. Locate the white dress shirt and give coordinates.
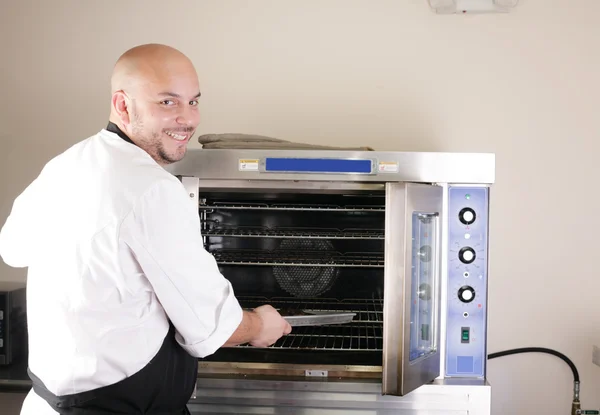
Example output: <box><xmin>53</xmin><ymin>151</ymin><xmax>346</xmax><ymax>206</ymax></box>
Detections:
<box><xmin>0</xmin><ymin>129</ymin><xmax>243</xmax><ymax>413</ymax></box>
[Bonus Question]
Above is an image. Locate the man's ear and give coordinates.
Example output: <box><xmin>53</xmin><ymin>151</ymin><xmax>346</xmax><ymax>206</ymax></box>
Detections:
<box><xmin>112</xmin><ymin>91</ymin><xmax>131</xmax><ymax>125</ymax></box>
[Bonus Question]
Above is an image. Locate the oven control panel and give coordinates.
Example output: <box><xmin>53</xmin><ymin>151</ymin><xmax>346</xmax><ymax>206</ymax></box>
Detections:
<box><xmin>445</xmin><ymin>186</ymin><xmax>489</xmax><ymax>378</ymax></box>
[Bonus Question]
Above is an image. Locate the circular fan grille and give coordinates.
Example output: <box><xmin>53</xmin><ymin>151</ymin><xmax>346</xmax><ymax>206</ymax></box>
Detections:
<box><xmin>273</xmin><ymin>239</ymin><xmax>339</xmax><ymax>297</ymax></box>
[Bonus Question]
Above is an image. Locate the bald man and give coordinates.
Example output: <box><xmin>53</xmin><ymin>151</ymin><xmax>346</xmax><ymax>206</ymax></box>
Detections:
<box><xmin>0</xmin><ymin>44</ymin><xmax>291</xmax><ymax>415</ymax></box>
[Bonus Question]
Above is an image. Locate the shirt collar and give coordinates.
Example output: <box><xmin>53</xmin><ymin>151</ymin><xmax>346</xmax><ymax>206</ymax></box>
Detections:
<box><xmin>106</xmin><ymin>122</ymin><xmax>136</xmax><ymax>146</ymax></box>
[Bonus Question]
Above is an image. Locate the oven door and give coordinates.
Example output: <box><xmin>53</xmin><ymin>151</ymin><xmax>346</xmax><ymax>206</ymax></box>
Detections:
<box><xmin>382</xmin><ymin>182</ymin><xmax>443</xmax><ymax>396</ymax></box>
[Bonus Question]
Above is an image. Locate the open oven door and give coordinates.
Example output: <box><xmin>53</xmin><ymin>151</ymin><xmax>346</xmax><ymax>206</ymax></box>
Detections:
<box><xmin>382</xmin><ymin>182</ymin><xmax>443</xmax><ymax>396</ymax></box>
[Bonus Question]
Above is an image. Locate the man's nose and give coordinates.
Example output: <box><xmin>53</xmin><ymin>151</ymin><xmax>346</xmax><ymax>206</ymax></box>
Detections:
<box><xmin>176</xmin><ymin>107</ymin><xmax>200</xmax><ymax>126</ymax></box>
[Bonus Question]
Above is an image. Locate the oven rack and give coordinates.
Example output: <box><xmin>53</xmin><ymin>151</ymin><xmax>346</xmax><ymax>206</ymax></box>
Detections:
<box><xmin>203</xmin><ymin>226</ymin><xmax>384</xmax><ymax>240</ymax></box>
<box><xmin>249</xmin><ymin>323</ymin><xmax>383</xmax><ymax>351</ymax></box>
<box><xmin>237</xmin><ymin>297</ymin><xmax>384</xmax><ymax>351</ymax></box>
<box><xmin>198</xmin><ymin>202</ymin><xmax>385</xmax><ymax>212</ymax></box>
<box><xmin>239</xmin><ymin>297</ymin><xmax>383</xmax><ymax>324</ymax></box>
<box><xmin>212</xmin><ymin>250</ymin><xmax>385</xmax><ymax>268</ymax></box>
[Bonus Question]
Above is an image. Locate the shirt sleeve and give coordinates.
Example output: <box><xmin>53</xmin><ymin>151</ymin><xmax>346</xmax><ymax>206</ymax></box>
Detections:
<box><xmin>119</xmin><ymin>178</ymin><xmax>243</xmax><ymax>358</ymax></box>
<box><xmin>0</xmin><ymin>177</ymin><xmax>42</xmax><ymax>268</ymax></box>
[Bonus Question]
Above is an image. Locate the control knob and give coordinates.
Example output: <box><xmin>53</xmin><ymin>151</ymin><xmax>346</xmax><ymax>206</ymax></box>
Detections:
<box><xmin>459</xmin><ymin>207</ymin><xmax>476</xmax><ymax>225</ymax></box>
<box><xmin>458</xmin><ymin>246</ymin><xmax>476</xmax><ymax>264</ymax></box>
<box><xmin>458</xmin><ymin>286</ymin><xmax>476</xmax><ymax>303</ymax></box>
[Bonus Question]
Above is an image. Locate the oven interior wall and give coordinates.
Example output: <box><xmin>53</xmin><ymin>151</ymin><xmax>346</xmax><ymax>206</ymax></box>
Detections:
<box><xmin>197</xmin><ymin>188</ymin><xmax>386</xmax><ymax>367</ymax></box>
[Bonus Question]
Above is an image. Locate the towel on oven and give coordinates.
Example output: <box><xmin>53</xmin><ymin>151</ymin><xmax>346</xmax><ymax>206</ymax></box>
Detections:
<box><xmin>197</xmin><ymin>133</ymin><xmax>374</xmax><ymax>151</ymax></box>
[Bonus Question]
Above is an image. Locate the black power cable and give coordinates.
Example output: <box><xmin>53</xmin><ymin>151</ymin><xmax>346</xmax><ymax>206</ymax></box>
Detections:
<box><xmin>488</xmin><ymin>347</ymin><xmax>580</xmax><ymax>382</ymax></box>
<box><xmin>487</xmin><ymin>347</ymin><xmax>599</xmax><ymax>414</ymax></box>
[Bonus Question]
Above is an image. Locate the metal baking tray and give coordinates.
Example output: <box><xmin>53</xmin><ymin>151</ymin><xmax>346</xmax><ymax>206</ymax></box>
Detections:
<box><xmin>282</xmin><ymin>311</ymin><xmax>356</xmax><ymax>327</ymax></box>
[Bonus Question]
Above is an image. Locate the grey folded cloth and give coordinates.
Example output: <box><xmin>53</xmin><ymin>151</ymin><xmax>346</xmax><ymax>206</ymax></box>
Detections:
<box><xmin>197</xmin><ymin>133</ymin><xmax>374</xmax><ymax>151</ymax></box>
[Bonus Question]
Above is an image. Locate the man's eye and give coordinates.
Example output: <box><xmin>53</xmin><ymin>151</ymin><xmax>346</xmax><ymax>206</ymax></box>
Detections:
<box><xmin>189</xmin><ymin>100</ymin><xmax>199</xmax><ymax>106</ymax></box>
<box><xmin>161</xmin><ymin>100</ymin><xmax>175</xmax><ymax>105</ymax></box>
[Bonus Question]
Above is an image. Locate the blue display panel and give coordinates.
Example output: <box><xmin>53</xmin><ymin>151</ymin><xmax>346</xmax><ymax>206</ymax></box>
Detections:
<box><xmin>445</xmin><ymin>186</ymin><xmax>489</xmax><ymax>378</ymax></box>
<box><xmin>264</xmin><ymin>158</ymin><xmax>373</xmax><ymax>174</ymax></box>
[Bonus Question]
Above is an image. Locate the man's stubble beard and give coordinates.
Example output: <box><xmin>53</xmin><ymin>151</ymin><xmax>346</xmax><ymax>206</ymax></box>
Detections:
<box><xmin>130</xmin><ymin>110</ymin><xmax>181</xmax><ymax>165</ymax></box>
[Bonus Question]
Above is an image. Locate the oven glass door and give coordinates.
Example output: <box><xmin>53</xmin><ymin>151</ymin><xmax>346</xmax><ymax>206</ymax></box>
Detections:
<box><xmin>382</xmin><ymin>182</ymin><xmax>443</xmax><ymax>396</ymax></box>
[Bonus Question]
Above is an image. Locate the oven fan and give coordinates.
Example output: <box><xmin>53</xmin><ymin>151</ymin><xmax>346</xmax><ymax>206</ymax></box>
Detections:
<box><xmin>273</xmin><ymin>239</ymin><xmax>340</xmax><ymax>297</ymax></box>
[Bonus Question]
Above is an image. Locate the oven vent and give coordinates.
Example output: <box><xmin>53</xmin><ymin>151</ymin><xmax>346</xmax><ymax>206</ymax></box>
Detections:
<box><xmin>272</xmin><ymin>239</ymin><xmax>339</xmax><ymax>297</ymax></box>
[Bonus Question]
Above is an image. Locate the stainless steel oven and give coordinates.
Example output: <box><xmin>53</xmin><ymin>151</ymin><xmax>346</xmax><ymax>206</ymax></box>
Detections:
<box><xmin>166</xmin><ymin>149</ymin><xmax>495</xmax><ymax>414</ymax></box>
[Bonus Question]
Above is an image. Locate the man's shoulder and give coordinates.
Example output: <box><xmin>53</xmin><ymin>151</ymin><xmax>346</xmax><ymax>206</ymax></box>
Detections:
<box><xmin>40</xmin><ymin>128</ymin><xmax>182</xmax><ymax>209</ymax></box>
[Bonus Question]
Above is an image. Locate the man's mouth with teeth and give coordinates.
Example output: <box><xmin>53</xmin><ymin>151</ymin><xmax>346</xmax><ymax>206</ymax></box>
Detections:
<box><xmin>165</xmin><ymin>131</ymin><xmax>190</xmax><ymax>142</ymax></box>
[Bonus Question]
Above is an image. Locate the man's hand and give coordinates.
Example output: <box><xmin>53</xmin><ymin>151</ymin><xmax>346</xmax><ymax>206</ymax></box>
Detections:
<box><xmin>250</xmin><ymin>305</ymin><xmax>292</xmax><ymax>348</ymax></box>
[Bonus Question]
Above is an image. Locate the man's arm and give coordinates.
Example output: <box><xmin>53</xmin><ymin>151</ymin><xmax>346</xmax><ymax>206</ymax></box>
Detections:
<box><xmin>120</xmin><ymin>178</ymin><xmax>289</xmax><ymax>357</ymax></box>
<box><xmin>225</xmin><ymin>306</ymin><xmax>291</xmax><ymax>348</ymax></box>
<box><xmin>0</xmin><ymin>177</ymin><xmax>43</xmax><ymax>268</ymax></box>
<box><xmin>223</xmin><ymin>310</ymin><xmax>263</xmax><ymax>347</ymax></box>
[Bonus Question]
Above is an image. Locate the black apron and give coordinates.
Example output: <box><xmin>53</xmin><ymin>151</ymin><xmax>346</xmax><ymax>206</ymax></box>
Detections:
<box><xmin>28</xmin><ymin>322</ymin><xmax>198</xmax><ymax>415</ymax></box>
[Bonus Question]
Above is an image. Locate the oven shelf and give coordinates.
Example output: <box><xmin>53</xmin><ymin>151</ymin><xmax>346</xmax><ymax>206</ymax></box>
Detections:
<box><xmin>212</xmin><ymin>250</ymin><xmax>385</xmax><ymax>268</ymax></box>
<box><xmin>203</xmin><ymin>226</ymin><xmax>384</xmax><ymax>240</ymax></box>
<box><xmin>239</xmin><ymin>297</ymin><xmax>384</xmax><ymax>324</ymax></box>
<box><xmin>236</xmin><ymin>297</ymin><xmax>384</xmax><ymax>352</ymax></box>
<box><xmin>199</xmin><ymin>202</ymin><xmax>385</xmax><ymax>212</ymax></box>
<box><xmin>264</xmin><ymin>324</ymin><xmax>382</xmax><ymax>351</ymax></box>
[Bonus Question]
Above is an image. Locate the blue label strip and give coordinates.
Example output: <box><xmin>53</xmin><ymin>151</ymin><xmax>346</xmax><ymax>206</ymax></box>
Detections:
<box><xmin>264</xmin><ymin>158</ymin><xmax>373</xmax><ymax>174</ymax></box>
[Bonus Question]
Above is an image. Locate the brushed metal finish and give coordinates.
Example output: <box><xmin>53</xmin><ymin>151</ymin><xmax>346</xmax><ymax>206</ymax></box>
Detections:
<box><xmin>382</xmin><ymin>182</ymin><xmax>407</xmax><ymax>395</ymax></box>
<box><xmin>187</xmin><ymin>377</ymin><xmax>491</xmax><ymax>414</ymax></box>
<box><xmin>383</xmin><ymin>183</ymin><xmax>443</xmax><ymax>396</ymax></box>
<box><xmin>437</xmin><ymin>184</ymin><xmax>450</xmax><ymax>379</ymax></box>
<box><xmin>181</xmin><ymin>176</ymin><xmax>200</xmax><ymax>206</ymax></box>
<box><xmin>193</xmin><ymin>179</ymin><xmax>385</xmax><ymax>193</ymax></box>
<box><xmin>167</xmin><ymin>149</ymin><xmax>495</xmax><ymax>184</ymax></box>
<box><xmin>197</xmin><ymin>361</ymin><xmax>382</xmax><ymax>377</ymax></box>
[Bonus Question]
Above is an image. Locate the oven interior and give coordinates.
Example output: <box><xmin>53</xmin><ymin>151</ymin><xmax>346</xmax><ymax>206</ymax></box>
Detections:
<box><xmin>197</xmin><ymin>187</ymin><xmax>387</xmax><ymax>369</ymax></box>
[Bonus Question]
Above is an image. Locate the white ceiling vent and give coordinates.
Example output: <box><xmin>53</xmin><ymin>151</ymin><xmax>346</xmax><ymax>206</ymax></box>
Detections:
<box><xmin>429</xmin><ymin>0</ymin><xmax>520</xmax><ymax>14</ymax></box>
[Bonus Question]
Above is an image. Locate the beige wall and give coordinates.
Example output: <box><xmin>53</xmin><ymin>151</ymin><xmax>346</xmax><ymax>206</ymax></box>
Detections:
<box><xmin>1</xmin><ymin>0</ymin><xmax>599</xmax><ymax>413</ymax></box>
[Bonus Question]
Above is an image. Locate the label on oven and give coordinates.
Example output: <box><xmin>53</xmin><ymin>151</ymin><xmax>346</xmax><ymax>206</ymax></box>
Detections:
<box><xmin>378</xmin><ymin>161</ymin><xmax>399</xmax><ymax>173</ymax></box>
<box><xmin>238</xmin><ymin>159</ymin><xmax>259</xmax><ymax>171</ymax></box>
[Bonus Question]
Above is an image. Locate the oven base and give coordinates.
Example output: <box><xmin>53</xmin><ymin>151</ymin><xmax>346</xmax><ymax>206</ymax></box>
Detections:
<box><xmin>198</xmin><ymin>361</ymin><xmax>382</xmax><ymax>379</ymax></box>
<box><xmin>187</xmin><ymin>376</ymin><xmax>491</xmax><ymax>414</ymax></box>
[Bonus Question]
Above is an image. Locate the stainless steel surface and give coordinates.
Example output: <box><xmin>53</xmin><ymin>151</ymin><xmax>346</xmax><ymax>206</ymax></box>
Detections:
<box><xmin>382</xmin><ymin>183</ymin><xmax>443</xmax><ymax>396</ymax></box>
<box><xmin>181</xmin><ymin>176</ymin><xmax>200</xmax><ymax>205</ymax></box>
<box><xmin>196</xmin><ymin>361</ymin><xmax>382</xmax><ymax>377</ymax></box>
<box><xmin>167</xmin><ymin>149</ymin><xmax>496</xmax><ymax>184</ymax></box>
<box><xmin>195</xmin><ymin>179</ymin><xmax>386</xmax><ymax>193</ymax></box>
<box><xmin>283</xmin><ymin>311</ymin><xmax>357</xmax><ymax>327</ymax></box>
<box><xmin>438</xmin><ymin>184</ymin><xmax>450</xmax><ymax>379</ymax></box>
<box><xmin>199</xmin><ymin>201</ymin><xmax>385</xmax><ymax>212</ymax></box>
<box><xmin>187</xmin><ymin>377</ymin><xmax>491</xmax><ymax>414</ymax></box>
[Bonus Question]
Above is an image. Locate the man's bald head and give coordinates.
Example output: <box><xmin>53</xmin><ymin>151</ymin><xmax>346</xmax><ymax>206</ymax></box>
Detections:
<box><xmin>111</xmin><ymin>43</ymin><xmax>196</xmax><ymax>95</ymax></box>
<box><xmin>108</xmin><ymin>44</ymin><xmax>201</xmax><ymax>166</ymax></box>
